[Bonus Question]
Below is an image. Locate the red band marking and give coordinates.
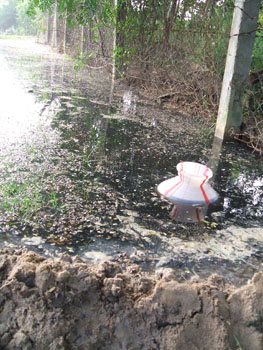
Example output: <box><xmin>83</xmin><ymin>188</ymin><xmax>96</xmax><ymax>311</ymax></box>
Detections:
<box><xmin>170</xmin><ymin>205</ymin><xmax>178</xmax><ymax>219</ymax></box>
<box><xmin>200</xmin><ymin>167</ymin><xmax>210</xmax><ymax>205</ymax></box>
<box><xmin>196</xmin><ymin>208</ymin><xmax>201</xmax><ymax>222</ymax></box>
<box><xmin>164</xmin><ymin>164</ymin><xmax>184</xmax><ymax>197</ymax></box>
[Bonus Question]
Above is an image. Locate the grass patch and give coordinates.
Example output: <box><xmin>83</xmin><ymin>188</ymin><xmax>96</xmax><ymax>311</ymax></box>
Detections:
<box><xmin>233</xmin><ymin>335</ymin><xmax>243</xmax><ymax>350</ymax></box>
<box><xmin>0</xmin><ymin>177</ymin><xmax>59</xmax><ymax>222</ymax></box>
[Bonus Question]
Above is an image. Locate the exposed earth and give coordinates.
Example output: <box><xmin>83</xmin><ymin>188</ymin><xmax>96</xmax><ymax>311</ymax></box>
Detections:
<box><xmin>0</xmin><ymin>249</ymin><xmax>263</xmax><ymax>350</ymax></box>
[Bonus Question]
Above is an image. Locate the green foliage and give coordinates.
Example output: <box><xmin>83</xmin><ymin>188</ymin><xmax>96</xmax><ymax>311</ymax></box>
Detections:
<box><xmin>73</xmin><ymin>51</ymin><xmax>96</xmax><ymax>70</ymax></box>
<box><xmin>26</xmin><ymin>0</ymin><xmax>55</xmax><ymax>16</ymax></box>
<box><xmin>1</xmin><ymin>180</ymin><xmax>43</xmax><ymax>220</ymax></box>
<box><xmin>26</xmin><ymin>0</ymin><xmax>114</xmax><ymax>25</ymax></box>
<box><xmin>0</xmin><ymin>173</ymin><xmax>61</xmax><ymax>221</ymax></box>
<box><xmin>0</xmin><ymin>0</ymin><xmax>40</xmax><ymax>34</ymax></box>
<box><xmin>233</xmin><ymin>335</ymin><xmax>243</xmax><ymax>350</ymax></box>
<box><xmin>16</xmin><ymin>0</ymin><xmax>40</xmax><ymax>34</ymax></box>
<box><xmin>252</xmin><ymin>9</ymin><xmax>263</xmax><ymax>71</ymax></box>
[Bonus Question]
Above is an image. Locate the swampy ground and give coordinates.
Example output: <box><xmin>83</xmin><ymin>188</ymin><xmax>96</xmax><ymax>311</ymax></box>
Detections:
<box><xmin>0</xmin><ymin>38</ymin><xmax>263</xmax><ymax>350</ymax></box>
<box><xmin>0</xmin><ymin>38</ymin><xmax>263</xmax><ymax>283</ymax></box>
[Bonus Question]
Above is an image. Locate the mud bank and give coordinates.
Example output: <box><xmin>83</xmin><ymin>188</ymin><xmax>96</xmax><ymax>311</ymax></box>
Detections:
<box><xmin>0</xmin><ymin>249</ymin><xmax>263</xmax><ymax>350</ymax></box>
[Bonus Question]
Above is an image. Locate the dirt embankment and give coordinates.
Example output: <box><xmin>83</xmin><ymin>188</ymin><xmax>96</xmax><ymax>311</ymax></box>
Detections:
<box><xmin>0</xmin><ymin>249</ymin><xmax>263</xmax><ymax>350</ymax></box>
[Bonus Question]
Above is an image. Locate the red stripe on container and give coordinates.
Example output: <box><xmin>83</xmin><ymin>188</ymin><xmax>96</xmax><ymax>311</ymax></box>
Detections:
<box><xmin>164</xmin><ymin>164</ymin><xmax>184</xmax><ymax>197</ymax></box>
<box><xmin>196</xmin><ymin>163</ymin><xmax>201</xmax><ymax>176</ymax></box>
<box><xmin>196</xmin><ymin>208</ymin><xmax>201</xmax><ymax>222</ymax></box>
<box><xmin>170</xmin><ymin>206</ymin><xmax>178</xmax><ymax>219</ymax></box>
<box><xmin>164</xmin><ymin>179</ymin><xmax>182</xmax><ymax>197</ymax></box>
<box><xmin>200</xmin><ymin>167</ymin><xmax>210</xmax><ymax>205</ymax></box>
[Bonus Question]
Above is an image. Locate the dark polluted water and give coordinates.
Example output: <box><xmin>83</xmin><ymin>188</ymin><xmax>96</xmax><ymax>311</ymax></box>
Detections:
<box><xmin>0</xmin><ymin>38</ymin><xmax>262</xmax><ymax>285</ymax></box>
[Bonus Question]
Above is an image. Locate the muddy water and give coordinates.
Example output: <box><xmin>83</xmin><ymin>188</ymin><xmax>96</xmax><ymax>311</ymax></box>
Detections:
<box><xmin>0</xmin><ymin>38</ymin><xmax>262</xmax><ymax>285</ymax></box>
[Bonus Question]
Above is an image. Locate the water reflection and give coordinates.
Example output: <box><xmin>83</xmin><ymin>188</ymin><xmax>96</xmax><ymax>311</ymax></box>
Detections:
<box><xmin>0</xmin><ymin>55</ymin><xmax>42</xmax><ymax>145</ymax></box>
<box><xmin>122</xmin><ymin>90</ymin><xmax>137</xmax><ymax>114</ymax></box>
<box><xmin>208</xmin><ymin>136</ymin><xmax>224</xmax><ymax>178</ymax></box>
<box><xmin>207</xmin><ymin>135</ymin><xmax>263</xmax><ymax>226</ymax></box>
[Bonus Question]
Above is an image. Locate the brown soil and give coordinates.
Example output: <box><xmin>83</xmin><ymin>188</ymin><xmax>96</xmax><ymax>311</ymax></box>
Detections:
<box><xmin>0</xmin><ymin>249</ymin><xmax>263</xmax><ymax>350</ymax></box>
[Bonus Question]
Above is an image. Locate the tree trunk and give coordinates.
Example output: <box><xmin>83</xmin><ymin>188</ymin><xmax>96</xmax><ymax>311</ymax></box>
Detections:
<box><xmin>214</xmin><ymin>0</ymin><xmax>261</xmax><ymax>140</ymax></box>
<box><xmin>46</xmin><ymin>11</ymin><xmax>51</xmax><ymax>44</ymax></box>
<box><xmin>164</xmin><ymin>0</ymin><xmax>178</xmax><ymax>46</ymax></box>
<box><xmin>63</xmin><ymin>12</ymin><xmax>68</xmax><ymax>54</ymax></box>
<box><xmin>109</xmin><ymin>0</ymin><xmax>118</xmax><ymax>104</ymax></box>
<box><xmin>80</xmin><ymin>25</ymin><xmax>85</xmax><ymax>56</ymax></box>
<box><xmin>52</xmin><ymin>2</ymin><xmax>58</xmax><ymax>48</ymax></box>
<box><xmin>115</xmin><ymin>0</ymin><xmax>127</xmax><ymax>76</ymax></box>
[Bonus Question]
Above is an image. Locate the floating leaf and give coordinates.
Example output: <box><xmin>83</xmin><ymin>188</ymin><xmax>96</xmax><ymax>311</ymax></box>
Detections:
<box><xmin>48</xmin><ymin>286</ymin><xmax>56</xmax><ymax>293</ymax></box>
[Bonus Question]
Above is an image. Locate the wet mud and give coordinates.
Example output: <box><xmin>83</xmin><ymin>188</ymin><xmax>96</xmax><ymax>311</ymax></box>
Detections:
<box><xmin>0</xmin><ymin>38</ymin><xmax>262</xmax><ymax>286</ymax></box>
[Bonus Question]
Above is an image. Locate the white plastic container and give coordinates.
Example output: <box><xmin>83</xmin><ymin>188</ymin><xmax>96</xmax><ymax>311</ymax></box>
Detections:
<box><xmin>170</xmin><ymin>204</ymin><xmax>207</xmax><ymax>223</ymax></box>
<box><xmin>157</xmin><ymin>162</ymin><xmax>218</xmax><ymax>206</ymax></box>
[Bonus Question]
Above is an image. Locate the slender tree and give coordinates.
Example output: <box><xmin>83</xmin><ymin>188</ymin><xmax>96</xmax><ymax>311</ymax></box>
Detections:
<box><xmin>52</xmin><ymin>1</ymin><xmax>58</xmax><ymax>47</ymax></box>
